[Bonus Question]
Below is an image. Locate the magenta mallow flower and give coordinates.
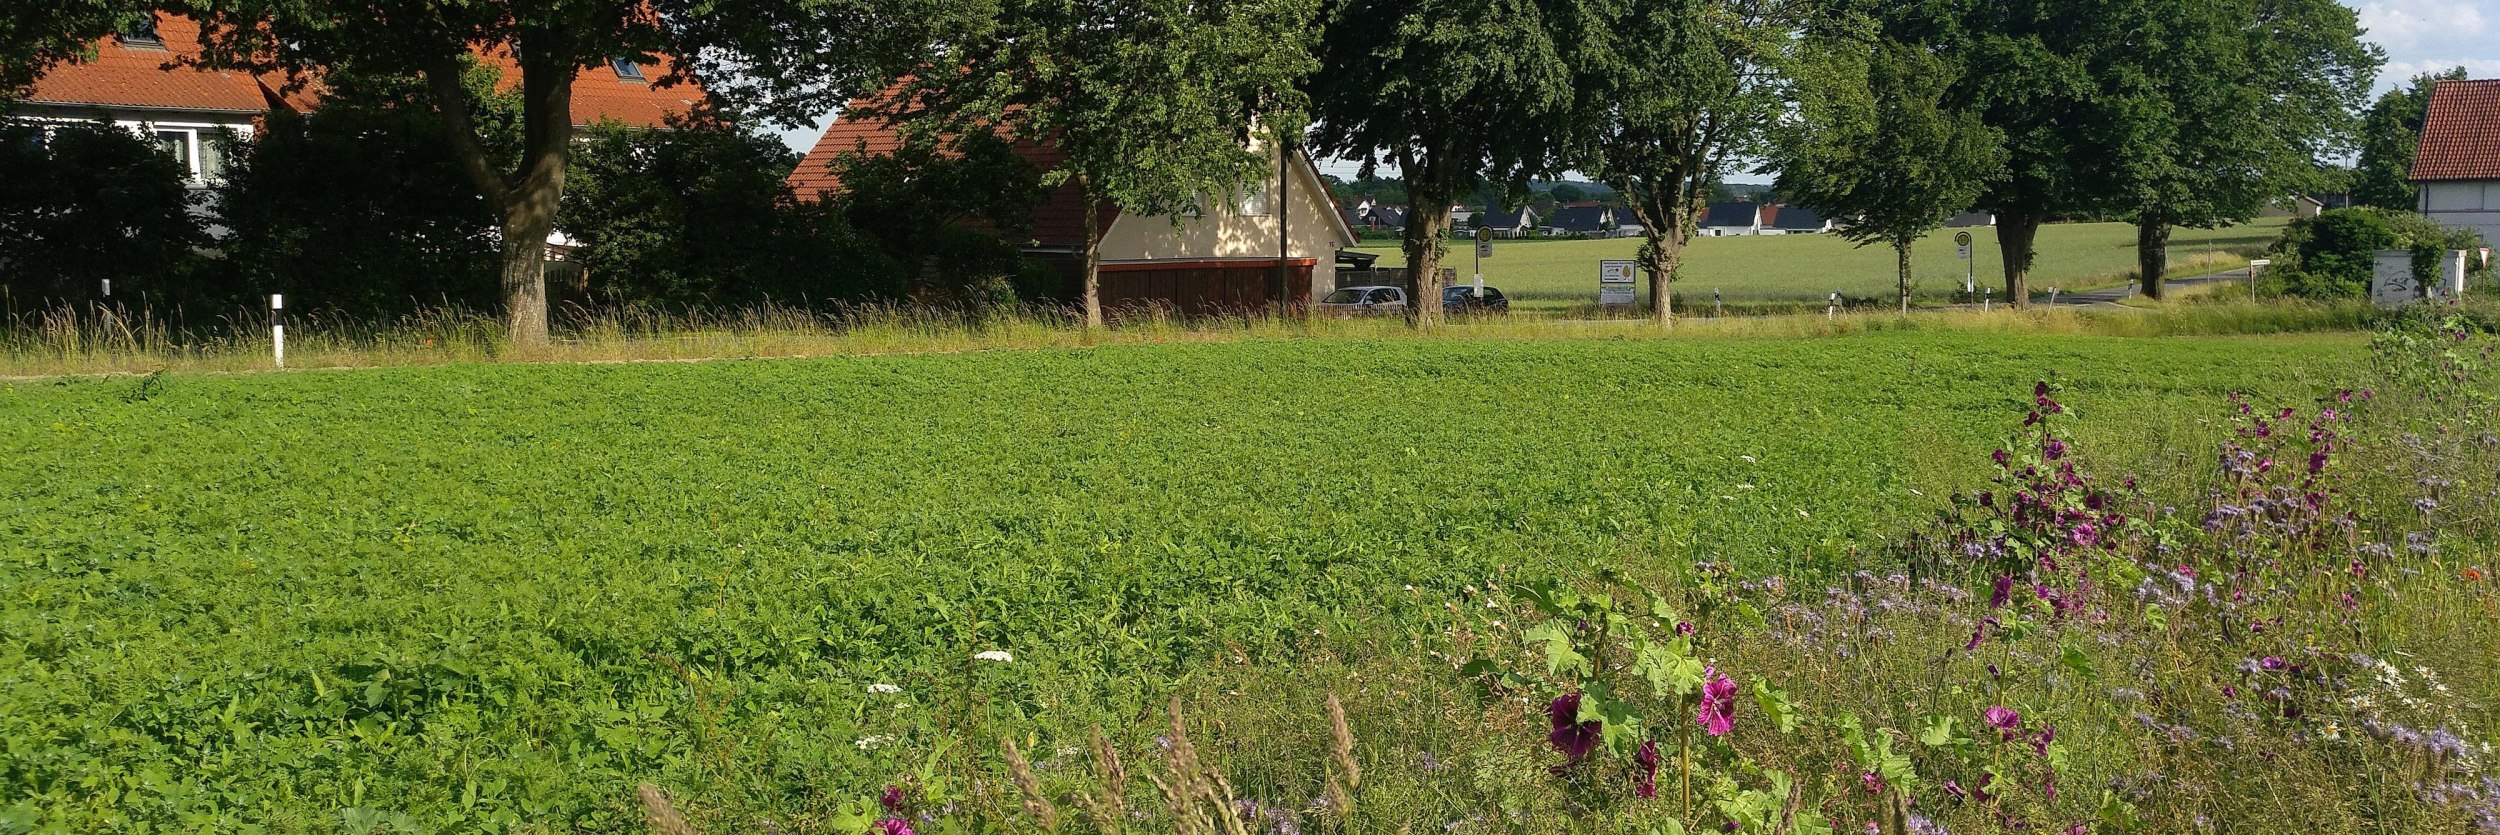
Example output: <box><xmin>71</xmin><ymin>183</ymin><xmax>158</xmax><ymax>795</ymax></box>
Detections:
<box><xmin>1546</xmin><ymin>692</ymin><xmax>1599</xmax><ymax>765</ymax></box>
<box><xmin>1674</xmin><ymin>621</ymin><xmax>1696</xmax><ymax>636</ymax></box>
<box><xmin>2259</xmin><ymin>656</ymin><xmax>2287</xmax><ymax>671</ymax></box>
<box><xmin>1635</xmin><ymin>739</ymin><xmax>1661</xmax><ymax>799</ymax></box>
<box><xmin>880</xmin><ymin>785</ymin><xmax>905</xmax><ymax>812</ymax></box>
<box><xmin>1989</xmin><ymin>575</ymin><xmax>2015</xmax><ymax>608</ymax></box>
<box><xmin>1696</xmin><ymin>667</ymin><xmax>1738</xmax><ymax>737</ymax></box>
<box><xmin>1983</xmin><ymin>706</ymin><xmax>2022</xmax><ymax>740</ymax></box>
<box><xmin>876</xmin><ymin>819</ymin><xmax>915</xmax><ymax>835</ymax></box>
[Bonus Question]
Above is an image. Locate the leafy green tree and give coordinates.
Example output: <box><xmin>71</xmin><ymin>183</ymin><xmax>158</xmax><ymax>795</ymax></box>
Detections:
<box><xmin>2096</xmin><ymin>0</ymin><xmax>2375</xmax><ymax>298</ymax></box>
<box><xmin>1548</xmin><ymin>183</ymin><xmax>1588</xmax><ymax>204</ymax></box>
<box><xmin>899</xmin><ymin>0</ymin><xmax>1316</xmax><ymax>328</ymax></box>
<box><xmin>214</xmin><ymin>66</ymin><xmax>510</xmax><ymax>317</ymax></box>
<box><xmin>2354</xmin><ymin>68</ymin><xmax>2466</xmax><ymax>210</ymax></box>
<box><xmin>0</xmin><ymin>121</ymin><xmax>210</xmax><ymax>307</ymax></box>
<box><xmin>1570</xmin><ymin>0</ymin><xmax>1809</xmax><ymax>325</ymax></box>
<box><xmin>564</xmin><ymin>117</ymin><xmax>909</xmax><ymax>307</ymax></box>
<box><xmin>1871</xmin><ymin>0</ymin><xmax>2119</xmax><ymax>309</ymax></box>
<box><xmin>1308</xmin><ymin>0</ymin><xmax>1595</xmax><ymax>327</ymax></box>
<box><xmin>1776</xmin><ymin>34</ymin><xmax>2001</xmax><ymax>313</ymax></box>
<box><xmin>821</xmin><ymin>131</ymin><xmax>1044</xmax><ymax>307</ymax></box>
<box><xmin>183</xmin><ymin>0</ymin><xmax>977</xmax><ymax>344</ymax></box>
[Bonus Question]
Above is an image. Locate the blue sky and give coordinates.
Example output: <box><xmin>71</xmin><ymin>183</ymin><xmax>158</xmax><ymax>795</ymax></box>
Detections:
<box><xmin>778</xmin><ymin>1</ymin><xmax>2500</xmax><ymax>175</ymax></box>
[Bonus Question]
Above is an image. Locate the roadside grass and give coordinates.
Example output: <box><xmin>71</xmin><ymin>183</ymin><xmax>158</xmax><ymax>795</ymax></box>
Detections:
<box><xmin>0</xmin><ymin>294</ymin><xmax>2382</xmax><ymax>379</ymax></box>
<box><xmin>1353</xmin><ymin>219</ymin><xmax>2288</xmax><ymax>310</ymax></box>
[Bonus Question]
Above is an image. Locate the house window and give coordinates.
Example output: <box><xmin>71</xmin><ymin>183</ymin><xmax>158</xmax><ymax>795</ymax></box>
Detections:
<box><xmin>610</xmin><ymin>58</ymin><xmax>646</xmax><ymax>80</ymax></box>
<box><xmin>1239</xmin><ymin>182</ymin><xmax>1272</xmax><ymax>217</ymax></box>
<box><xmin>146</xmin><ymin>127</ymin><xmax>234</xmax><ymax>182</ymax></box>
<box><xmin>118</xmin><ymin>16</ymin><xmax>164</xmax><ymax>48</ymax></box>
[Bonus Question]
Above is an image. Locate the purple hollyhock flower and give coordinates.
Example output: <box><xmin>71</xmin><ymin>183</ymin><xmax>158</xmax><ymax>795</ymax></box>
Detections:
<box><xmin>1675</xmin><ymin>621</ymin><xmax>1696</xmax><ymax>636</ymax></box>
<box><xmin>2030</xmin><ymin>725</ymin><xmax>2056</xmax><ymax>757</ymax></box>
<box><xmin>1862</xmin><ymin>771</ymin><xmax>1888</xmax><ymax>795</ymax></box>
<box><xmin>1991</xmin><ymin>449</ymin><xmax>2011</xmax><ymax>468</ymax></box>
<box><xmin>1977</xmin><ymin>490</ymin><xmax>1995</xmax><ymax>507</ymax></box>
<box><xmin>2309</xmin><ymin>450</ymin><xmax>2330</xmax><ymax>474</ymax></box>
<box><xmin>1989</xmin><ymin>575</ymin><xmax>2014</xmax><ymax>608</ymax></box>
<box><xmin>2260</xmin><ymin>656</ymin><xmax>2287</xmax><ymax>671</ymax></box>
<box><xmin>1635</xmin><ymin>739</ymin><xmax>1661</xmax><ymax>799</ymax></box>
<box><xmin>2044</xmin><ymin>438</ymin><xmax>2067</xmax><ymax>460</ymax></box>
<box><xmin>1546</xmin><ymin>692</ymin><xmax>1599</xmax><ymax>764</ymax></box>
<box><xmin>881</xmin><ymin>785</ymin><xmax>906</xmax><ymax>812</ymax></box>
<box><xmin>1695</xmin><ymin>667</ymin><xmax>1739</xmax><ymax>737</ymax></box>
<box><xmin>1984</xmin><ymin>706</ymin><xmax>2022</xmax><ymax>739</ymax></box>
<box><xmin>877</xmin><ymin>818</ymin><xmax>916</xmax><ymax>835</ymax></box>
<box><xmin>2070</xmin><ymin>522</ymin><xmax>2098</xmax><ymax>547</ymax></box>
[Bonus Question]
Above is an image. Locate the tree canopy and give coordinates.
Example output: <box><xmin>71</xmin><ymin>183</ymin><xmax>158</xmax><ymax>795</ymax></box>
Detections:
<box><xmin>2355</xmin><ymin>67</ymin><xmax>2466</xmax><ymax>210</ymax></box>
<box><xmin>1308</xmin><ymin>0</ymin><xmax>1597</xmax><ymax>326</ymax></box>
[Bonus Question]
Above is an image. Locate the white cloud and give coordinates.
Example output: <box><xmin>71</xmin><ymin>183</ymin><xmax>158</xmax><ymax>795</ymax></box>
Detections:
<box><xmin>2351</xmin><ymin>0</ymin><xmax>2500</xmax><ymax>88</ymax></box>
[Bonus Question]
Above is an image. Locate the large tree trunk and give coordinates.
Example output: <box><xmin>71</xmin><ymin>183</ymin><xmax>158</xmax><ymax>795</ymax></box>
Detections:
<box><xmin>1643</xmin><ymin>225</ymin><xmax>1685</xmax><ymax>327</ymax></box>
<box><xmin>1081</xmin><ymin>183</ymin><xmax>1104</xmax><ymax>329</ymax></box>
<box><xmin>2136</xmin><ymin>218</ymin><xmax>2172</xmax><ymax>301</ymax></box>
<box><xmin>1897</xmin><ymin>238</ymin><xmax>1914</xmax><ymax>314</ymax></box>
<box><xmin>427</xmin><ymin>42</ymin><xmax>574</xmax><ymax>347</ymax></box>
<box><xmin>1401</xmin><ymin>179</ymin><xmax>1450</xmax><ymax>329</ymax></box>
<box><xmin>1996</xmin><ymin>205</ymin><xmax>2042</xmax><ymax>310</ymax></box>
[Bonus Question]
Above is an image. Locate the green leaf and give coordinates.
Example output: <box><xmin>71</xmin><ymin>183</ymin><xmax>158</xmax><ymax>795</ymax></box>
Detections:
<box><xmin>1526</xmin><ymin>621</ymin><xmax>1592</xmax><ymax>678</ymax></box>
<box><xmin>1917</xmin><ymin>715</ymin><xmax>1968</xmax><ymax>749</ymax></box>
<box><xmin>2059</xmin><ymin>641</ymin><xmax>2097</xmax><ymax>683</ymax></box>
<box><xmin>1632</xmin><ymin>640</ymin><xmax>1705</xmax><ymax>698</ymax></box>
<box><xmin>1750</xmin><ymin>679</ymin><xmax>1800</xmax><ymax>735</ymax></box>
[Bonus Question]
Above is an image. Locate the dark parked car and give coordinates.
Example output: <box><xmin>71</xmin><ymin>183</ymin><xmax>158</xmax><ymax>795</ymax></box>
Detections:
<box><xmin>1443</xmin><ymin>284</ymin><xmax>1510</xmax><ymax>315</ymax></box>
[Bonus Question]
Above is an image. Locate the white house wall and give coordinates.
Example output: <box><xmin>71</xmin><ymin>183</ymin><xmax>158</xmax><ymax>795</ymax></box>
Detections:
<box><xmin>2422</xmin><ymin>181</ymin><xmax>2500</xmax><ymax>246</ymax></box>
<box><xmin>1096</xmin><ymin>144</ymin><xmax>1359</xmax><ymax>296</ymax></box>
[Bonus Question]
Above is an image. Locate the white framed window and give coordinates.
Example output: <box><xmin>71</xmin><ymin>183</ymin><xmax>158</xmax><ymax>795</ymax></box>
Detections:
<box><xmin>1238</xmin><ymin>181</ymin><xmax>1272</xmax><ymax>216</ymax></box>
<box><xmin>129</xmin><ymin>123</ymin><xmax>242</xmax><ymax>183</ymax></box>
<box><xmin>118</xmin><ymin>16</ymin><xmax>164</xmax><ymax>49</ymax></box>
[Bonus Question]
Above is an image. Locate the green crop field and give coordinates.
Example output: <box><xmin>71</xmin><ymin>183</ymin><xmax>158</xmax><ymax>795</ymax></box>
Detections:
<box><xmin>1351</xmin><ymin>219</ymin><xmax>2288</xmax><ymax>310</ymax></box>
<box><xmin>1</xmin><ymin>330</ymin><xmax>2397</xmax><ymax>831</ymax></box>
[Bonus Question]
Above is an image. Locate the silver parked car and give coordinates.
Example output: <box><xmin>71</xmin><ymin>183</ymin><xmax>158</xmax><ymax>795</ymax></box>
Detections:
<box><xmin>1317</xmin><ymin>285</ymin><xmax>1409</xmax><ymax>316</ymax></box>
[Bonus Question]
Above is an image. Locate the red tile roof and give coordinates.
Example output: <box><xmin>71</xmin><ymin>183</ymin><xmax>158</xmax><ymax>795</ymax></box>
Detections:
<box><xmin>475</xmin><ymin>48</ymin><xmax>698</xmax><ymax>129</ymax></box>
<box><xmin>22</xmin><ymin>16</ymin><xmax>282</xmax><ymax>114</ymax></box>
<box><xmin>2411</xmin><ymin>79</ymin><xmax>2500</xmax><ymax>182</ymax></box>
<box><xmin>21</xmin><ymin>14</ymin><xmax>694</xmax><ymax>129</ymax></box>
<box><xmin>787</xmin><ymin>93</ymin><xmax>1115</xmax><ymax>249</ymax></box>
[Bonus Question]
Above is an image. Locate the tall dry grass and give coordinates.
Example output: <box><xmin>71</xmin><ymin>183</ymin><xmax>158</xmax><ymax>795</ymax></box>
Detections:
<box><xmin>0</xmin><ymin>298</ymin><xmax>2396</xmax><ymax>379</ymax></box>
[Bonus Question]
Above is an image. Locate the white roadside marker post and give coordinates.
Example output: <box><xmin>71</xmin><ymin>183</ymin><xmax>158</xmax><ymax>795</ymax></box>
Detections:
<box><xmin>1827</xmin><ymin>290</ymin><xmax>1840</xmax><ymax>319</ymax></box>
<box><xmin>270</xmin><ymin>294</ymin><xmax>285</xmax><ymax>369</ymax></box>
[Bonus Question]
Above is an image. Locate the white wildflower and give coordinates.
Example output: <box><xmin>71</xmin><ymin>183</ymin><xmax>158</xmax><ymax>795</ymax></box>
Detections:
<box><xmin>867</xmin><ymin>683</ymin><xmax>903</xmax><ymax>695</ymax></box>
<box><xmin>1740</xmin><ymin>455</ymin><xmax>1757</xmax><ymax>463</ymax></box>
<box><xmin>974</xmin><ymin>650</ymin><xmax>1015</xmax><ymax>663</ymax></box>
<box><xmin>1737</xmin><ymin>484</ymin><xmax>1755</xmax><ymax>491</ymax></box>
<box><xmin>856</xmin><ymin>734</ymin><xmax>897</xmax><ymax>751</ymax></box>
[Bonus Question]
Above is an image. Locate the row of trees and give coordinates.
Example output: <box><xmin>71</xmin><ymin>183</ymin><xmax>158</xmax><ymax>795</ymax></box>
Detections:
<box><xmin>0</xmin><ymin>66</ymin><xmax>1047</xmax><ymax>319</ymax></box>
<box><xmin>0</xmin><ymin>0</ymin><xmax>2398</xmax><ymax>336</ymax></box>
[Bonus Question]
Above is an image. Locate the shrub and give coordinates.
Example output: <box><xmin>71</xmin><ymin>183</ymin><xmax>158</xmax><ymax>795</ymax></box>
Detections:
<box><xmin>2267</xmin><ymin>208</ymin><xmax>2491</xmax><ymax>300</ymax></box>
<box><xmin>212</xmin><ymin>69</ymin><xmax>510</xmax><ymax>319</ymax></box>
<box><xmin>0</xmin><ymin>120</ymin><xmax>211</xmax><ymax>309</ymax></box>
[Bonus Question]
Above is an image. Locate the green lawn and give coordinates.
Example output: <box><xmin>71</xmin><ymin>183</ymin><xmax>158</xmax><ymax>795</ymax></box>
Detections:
<box><xmin>0</xmin><ymin>330</ymin><xmax>2370</xmax><ymax>830</ymax></box>
<box><xmin>1353</xmin><ymin>218</ymin><xmax>2288</xmax><ymax>310</ymax></box>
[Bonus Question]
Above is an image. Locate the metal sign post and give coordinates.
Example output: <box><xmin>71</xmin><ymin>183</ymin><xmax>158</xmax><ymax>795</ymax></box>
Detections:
<box><xmin>270</xmin><ymin>294</ymin><xmax>285</xmax><ymax>369</ymax></box>
<box><xmin>2248</xmin><ymin>259</ymin><xmax>2270</xmax><ymax>304</ymax></box>
<box><xmin>1956</xmin><ymin>231</ymin><xmax>1975</xmax><ymax>298</ymax></box>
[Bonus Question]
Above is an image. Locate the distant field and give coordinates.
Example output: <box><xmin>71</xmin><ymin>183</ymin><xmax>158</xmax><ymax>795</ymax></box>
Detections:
<box><xmin>1352</xmin><ymin>218</ymin><xmax>2288</xmax><ymax>310</ymax></box>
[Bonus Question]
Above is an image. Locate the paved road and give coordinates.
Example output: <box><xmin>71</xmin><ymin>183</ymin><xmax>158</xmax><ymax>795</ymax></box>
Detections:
<box><xmin>2042</xmin><ymin>268</ymin><xmax>2259</xmax><ymax>307</ymax></box>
